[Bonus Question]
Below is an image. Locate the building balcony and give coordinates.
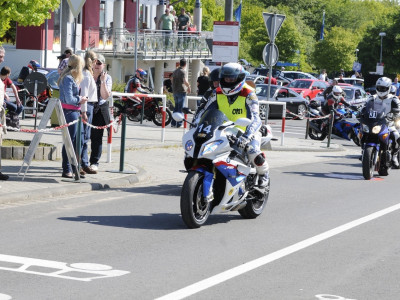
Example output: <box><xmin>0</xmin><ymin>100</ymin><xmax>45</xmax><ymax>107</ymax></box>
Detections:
<box><xmin>88</xmin><ymin>27</ymin><xmax>213</xmax><ymax>61</ymax></box>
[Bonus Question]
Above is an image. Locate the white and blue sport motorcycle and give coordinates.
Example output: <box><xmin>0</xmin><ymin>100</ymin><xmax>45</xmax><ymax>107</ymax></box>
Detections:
<box><xmin>175</xmin><ymin>109</ymin><xmax>272</xmax><ymax>229</ymax></box>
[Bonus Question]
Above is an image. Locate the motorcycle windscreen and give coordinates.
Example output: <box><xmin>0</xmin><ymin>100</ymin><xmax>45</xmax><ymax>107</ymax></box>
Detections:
<box><xmin>194</xmin><ymin>109</ymin><xmax>229</xmax><ymax>143</ymax></box>
<box><xmin>361</xmin><ymin>101</ymin><xmax>387</xmax><ymax>126</ymax></box>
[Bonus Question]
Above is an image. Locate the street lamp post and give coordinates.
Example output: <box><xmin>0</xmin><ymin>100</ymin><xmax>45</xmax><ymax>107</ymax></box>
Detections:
<box><xmin>355</xmin><ymin>48</ymin><xmax>359</xmax><ymax>62</ymax></box>
<box><xmin>379</xmin><ymin>32</ymin><xmax>386</xmax><ymax>64</ymax></box>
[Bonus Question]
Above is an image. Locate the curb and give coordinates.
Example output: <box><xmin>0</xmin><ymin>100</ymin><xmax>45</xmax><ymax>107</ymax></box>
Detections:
<box><xmin>0</xmin><ymin>168</ymin><xmax>146</xmax><ymax>205</ymax></box>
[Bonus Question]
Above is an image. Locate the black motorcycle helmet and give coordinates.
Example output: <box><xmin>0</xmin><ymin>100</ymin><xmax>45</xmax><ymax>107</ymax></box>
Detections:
<box><xmin>219</xmin><ymin>63</ymin><xmax>246</xmax><ymax>96</ymax></box>
<box><xmin>209</xmin><ymin>67</ymin><xmax>221</xmax><ymax>84</ymax></box>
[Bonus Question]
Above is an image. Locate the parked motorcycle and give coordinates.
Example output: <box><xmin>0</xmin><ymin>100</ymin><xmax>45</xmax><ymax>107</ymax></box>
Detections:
<box><xmin>308</xmin><ymin>103</ymin><xmax>361</xmax><ymax>146</ymax></box>
<box><xmin>360</xmin><ymin>107</ymin><xmax>396</xmax><ymax>180</ymax></box>
<box><xmin>174</xmin><ymin>109</ymin><xmax>272</xmax><ymax>228</ymax></box>
<box><xmin>113</xmin><ymin>95</ymin><xmax>172</xmax><ymax>126</ymax></box>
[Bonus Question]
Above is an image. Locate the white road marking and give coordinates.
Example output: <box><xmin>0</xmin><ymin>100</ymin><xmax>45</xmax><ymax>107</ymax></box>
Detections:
<box><xmin>0</xmin><ymin>254</ymin><xmax>130</xmax><ymax>281</ymax></box>
<box><xmin>156</xmin><ymin>203</ymin><xmax>400</xmax><ymax>300</ymax></box>
<box><xmin>0</xmin><ymin>294</ymin><xmax>12</xmax><ymax>300</ymax></box>
<box><xmin>316</xmin><ymin>294</ymin><xmax>356</xmax><ymax>300</ymax></box>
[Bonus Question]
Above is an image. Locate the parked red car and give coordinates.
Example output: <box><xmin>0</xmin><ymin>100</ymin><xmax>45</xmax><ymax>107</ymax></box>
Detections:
<box><xmin>287</xmin><ymin>79</ymin><xmax>328</xmax><ymax>100</ymax></box>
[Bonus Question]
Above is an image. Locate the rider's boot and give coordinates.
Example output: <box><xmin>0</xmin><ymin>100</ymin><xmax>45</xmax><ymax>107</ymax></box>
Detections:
<box><xmin>258</xmin><ymin>172</ymin><xmax>270</xmax><ymax>188</ymax></box>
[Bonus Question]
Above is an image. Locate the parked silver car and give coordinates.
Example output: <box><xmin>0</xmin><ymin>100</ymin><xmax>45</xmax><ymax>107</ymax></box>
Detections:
<box><xmin>255</xmin><ymin>84</ymin><xmax>309</xmax><ymax>120</ymax></box>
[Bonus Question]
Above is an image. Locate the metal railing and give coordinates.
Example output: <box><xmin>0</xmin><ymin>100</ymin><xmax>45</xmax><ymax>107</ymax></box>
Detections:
<box><xmin>88</xmin><ymin>27</ymin><xmax>213</xmax><ymax>58</ymax></box>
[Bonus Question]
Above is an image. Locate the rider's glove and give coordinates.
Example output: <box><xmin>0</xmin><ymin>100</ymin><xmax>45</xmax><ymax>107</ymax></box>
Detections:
<box><xmin>236</xmin><ymin>136</ymin><xmax>249</xmax><ymax>149</ymax></box>
<box><xmin>350</xmin><ymin>105</ymin><xmax>358</xmax><ymax>111</ymax></box>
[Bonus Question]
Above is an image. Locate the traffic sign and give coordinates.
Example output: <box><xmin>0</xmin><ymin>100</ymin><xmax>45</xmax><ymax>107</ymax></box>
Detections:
<box><xmin>262</xmin><ymin>13</ymin><xmax>286</xmax><ymax>41</ymax></box>
<box><xmin>263</xmin><ymin>43</ymin><xmax>279</xmax><ymax>66</ymax></box>
<box><xmin>67</xmin><ymin>0</ymin><xmax>87</xmax><ymax>18</ymax></box>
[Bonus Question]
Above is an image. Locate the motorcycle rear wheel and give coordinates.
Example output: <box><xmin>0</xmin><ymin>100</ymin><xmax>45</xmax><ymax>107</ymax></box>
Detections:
<box><xmin>239</xmin><ymin>179</ymin><xmax>270</xmax><ymax>219</ymax></box>
<box><xmin>181</xmin><ymin>171</ymin><xmax>210</xmax><ymax>228</ymax></box>
<box><xmin>152</xmin><ymin>107</ymin><xmax>172</xmax><ymax>126</ymax></box>
<box><xmin>308</xmin><ymin>124</ymin><xmax>327</xmax><ymax>141</ymax></box>
<box><xmin>362</xmin><ymin>146</ymin><xmax>375</xmax><ymax>180</ymax></box>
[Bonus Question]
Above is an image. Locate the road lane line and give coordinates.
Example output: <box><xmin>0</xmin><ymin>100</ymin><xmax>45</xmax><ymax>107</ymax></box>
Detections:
<box><xmin>156</xmin><ymin>203</ymin><xmax>400</xmax><ymax>300</ymax></box>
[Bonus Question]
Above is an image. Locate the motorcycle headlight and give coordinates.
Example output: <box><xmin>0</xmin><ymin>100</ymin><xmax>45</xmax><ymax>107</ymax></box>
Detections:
<box><xmin>372</xmin><ymin>125</ymin><xmax>382</xmax><ymax>134</ymax></box>
<box><xmin>362</xmin><ymin>124</ymin><xmax>369</xmax><ymax>133</ymax></box>
<box><xmin>201</xmin><ymin>140</ymin><xmax>223</xmax><ymax>156</ymax></box>
<box><xmin>185</xmin><ymin>140</ymin><xmax>194</xmax><ymax>151</ymax></box>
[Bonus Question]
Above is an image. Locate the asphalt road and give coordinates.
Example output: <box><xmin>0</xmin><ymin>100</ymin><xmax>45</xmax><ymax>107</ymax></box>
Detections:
<box><xmin>1</xmin><ymin>132</ymin><xmax>399</xmax><ymax>300</ymax></box>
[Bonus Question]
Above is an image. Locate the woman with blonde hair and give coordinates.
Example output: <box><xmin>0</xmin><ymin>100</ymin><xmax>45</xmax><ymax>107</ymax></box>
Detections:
<box><xmin>58</xmin><ymin>54</ymin><xmax>88</xmax><ymax>178</ymax></box>
<box><xmin>79</xmin><ymin>50</ymin><xmax>98</xmax><ymax>175</ymax></box>
<box><xmin>196</xmin><ymin>66</ymin><xmax>210</xmax><ymax>106</ymax></box>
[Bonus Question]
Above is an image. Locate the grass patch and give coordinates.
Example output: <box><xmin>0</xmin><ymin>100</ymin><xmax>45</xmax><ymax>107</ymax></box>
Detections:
<box><xmin>2</xmin><ymin>139</ymin><xmax>54</xmax><ymax>147</ymax></box>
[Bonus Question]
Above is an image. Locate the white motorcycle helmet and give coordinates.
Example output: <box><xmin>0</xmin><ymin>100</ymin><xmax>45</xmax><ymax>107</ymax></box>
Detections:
<box><xmin>376</xmin><ymin>77</ymin><xmax>392</xmax><ymax>99</ymax></box>
<box><xmin>332</xmin><ymin>85</ymin><xmax>343</xmax><ymax>100</ymax></box>
<box><xmin>219</xmin><ymin>63</ymin><xmax>246</xmax><ymax>96</ymax></box>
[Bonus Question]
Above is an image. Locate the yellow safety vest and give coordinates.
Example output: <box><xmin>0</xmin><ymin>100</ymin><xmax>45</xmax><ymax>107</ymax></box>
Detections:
<box><xmin>216</xmin><ymin>83</ymin><xmax>253</xmax><ymax>132</ymax></box>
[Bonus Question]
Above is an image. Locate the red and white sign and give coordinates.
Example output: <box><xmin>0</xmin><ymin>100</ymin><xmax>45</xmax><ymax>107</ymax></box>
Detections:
<box><xmin>212</xmin><ymin>21</ymin><xmax>239</xmax><ymax>63</ymax></box>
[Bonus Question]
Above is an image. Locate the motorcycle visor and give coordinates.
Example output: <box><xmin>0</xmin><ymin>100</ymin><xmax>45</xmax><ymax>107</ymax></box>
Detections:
<box><xmin>376</xmin><ymin>86</ymin><xmax>389</xmax><ymax>93</ymax></box>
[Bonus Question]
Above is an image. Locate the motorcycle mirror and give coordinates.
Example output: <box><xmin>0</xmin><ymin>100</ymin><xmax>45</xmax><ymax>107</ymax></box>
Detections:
<box><xmin>172</xmin><ymin>112</ymin><xmax>185</xmax><ymax>121</ymax></box>
<box><xmin>234</xmin><ymin>118</ymin><xmax>252</xmax><ymax>127</ymax></box>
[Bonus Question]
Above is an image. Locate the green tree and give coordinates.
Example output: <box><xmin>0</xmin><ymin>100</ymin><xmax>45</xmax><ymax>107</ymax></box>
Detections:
<box><xmin>312</xmin><ymin>26</ymin><xmax>358</xmax><ymax>74</ymax></box>
<box><xmin>0</xmin><ymin>0</ymin><xmax>60</xmax><ymax>38</ymax></box>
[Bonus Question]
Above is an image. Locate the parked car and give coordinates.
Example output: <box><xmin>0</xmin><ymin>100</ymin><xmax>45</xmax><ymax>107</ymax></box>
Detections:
<box><xmin>334</xmin><ymin>77</ymin><xmax>364</xmax><ymax>86</ymax></box>
<box><xmin>280</xmin><ymin>71</ymin><xmax>318</xmax><ymax>81</ymax></box>
<box><xmin>365</xmin><ymin>86</ymin><xmax>376</xmax><ymax>95</ymax></box>
<box><xmin>255</xmin><ymin>84</ymin><xmax>309</xmax><ymax>120</ymax></box>
<box><xmin>313</xmin><ymin>85</ymin><xmax>369</xmax><ymax>106</ymax></box>
<box><xmin>252</xmin><ymin>67</ymin><xmax>281</xmax><ymax>78</ymax></box>
<box><xmin>287</xmin><ymin>79</ymin><xmax>328</xmax><ymax>100</ymax></box>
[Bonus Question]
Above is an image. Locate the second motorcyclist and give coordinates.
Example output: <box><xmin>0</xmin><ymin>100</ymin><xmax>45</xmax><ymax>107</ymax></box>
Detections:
<box><xmin>194</xmin><ymin>63</ymin><xmax>269</xmax><ymax>188</ymax></box>
<box><xmin>125</xmin><ymin>68</ymin><xmax>153</xmax><ymax>94</ymax></box>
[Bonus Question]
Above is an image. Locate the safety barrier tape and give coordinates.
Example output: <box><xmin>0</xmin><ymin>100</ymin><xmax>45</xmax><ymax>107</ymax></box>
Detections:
<box><xmin>285</xmin><ymin>109</ymin><xmax>331</xmax><ymax>121</ymax></box>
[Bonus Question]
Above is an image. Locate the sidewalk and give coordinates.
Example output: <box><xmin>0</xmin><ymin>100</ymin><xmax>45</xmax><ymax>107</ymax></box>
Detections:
<box><xmin>0</xmin><ymin>116</ymin><xmax>349</xmax><ymax>204</ymax></box>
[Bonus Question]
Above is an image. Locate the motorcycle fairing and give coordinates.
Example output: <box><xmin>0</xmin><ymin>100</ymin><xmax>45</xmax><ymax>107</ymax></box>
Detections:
<box><xmin>191</xmin><ymin>166</ymin><xmax>214</xmax><ymax>198</ymax></box>
<box><xmin>214</xmin><ymin>161</ymin><xmax>246</xmax><ymax>186</ymax></box>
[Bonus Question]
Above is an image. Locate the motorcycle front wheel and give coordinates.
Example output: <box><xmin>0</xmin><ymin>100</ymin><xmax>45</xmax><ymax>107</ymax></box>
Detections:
<box><xmin>181</xmin><ymin>171</ymin><xmax>211</xmax><ymax>228</ymax></box>
<box><xmin>308</xmin><ymin>121</ymin><xmax>327</xmax><ymax>141</ymax></box>
<box><xmin>152</xmin><ymin>107</ymin><xmax>172</xmax><ymax>126</ymax></box>
<box><xmin>239</xmin><ymin>178</ymin><xmax>270</xmax><ymax>219</ymax></box>
<box><xmin>362</xmin><ymin>146</ymin><xmax>376</xmax><ymax>180</ymax></box>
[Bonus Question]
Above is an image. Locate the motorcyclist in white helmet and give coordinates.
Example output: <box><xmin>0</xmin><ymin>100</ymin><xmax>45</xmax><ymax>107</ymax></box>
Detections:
<box><xmin>193</xmin><ymin>62</ymin><xmax>269</xmax><ymax>188</ymax></box>
<box><xmin>361</xmin><ymin>77</ymin><xmax>400</xmax><ymax>168</ymax></box>
<box><xmin>322</xmin><ymin>85</ymin><xmax>357</xmax><ymax>136</ymax></box>
<box><xmin>390</xmin><ymin>85</ymin><xmax>397</xmax><ymax>95</ymax></box>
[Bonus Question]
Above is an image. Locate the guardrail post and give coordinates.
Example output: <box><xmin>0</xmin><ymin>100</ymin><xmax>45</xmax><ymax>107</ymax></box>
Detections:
<box><xmin>305</xmin><ymin>112</ymin><xmax>310</xmax><ymax>139</ymax></box>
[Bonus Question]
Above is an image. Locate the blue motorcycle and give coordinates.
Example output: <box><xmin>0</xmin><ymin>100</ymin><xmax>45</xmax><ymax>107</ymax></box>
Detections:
<box><xmin>360</xmin><ymin>105</ymin><xmax>394</xmax><ymax>180</ymax></box>
<box><xmin>333</xmin><ymin>107</ymin><xmax>361</xmax><ymax>146</ymax></box>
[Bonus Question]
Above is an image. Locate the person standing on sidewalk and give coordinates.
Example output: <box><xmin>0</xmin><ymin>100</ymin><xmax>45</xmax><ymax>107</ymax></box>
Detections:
<box><xmin>89</xmin><ymin>54</ymin><xmax>112</xmax><ymax>171</ymax></box>
<box><xmin>79</xmin><ymin>50</ymin><xmax>98</xmax><ymax>176</ymax></box>
<box><xmin>58</xmin><ymin>48</ymin><xmax>73</xmax><ymax>74</ymax></box>
<box><xmin>58</xmin><ymin>54</ymin><xmax>88</xmax><ymax>178</ymax></box>
<box><xmin>0</xmin><ymin>46</ymin><xmax>8</xmax><ymax>180</ymax></box>
<box><xmin>171</xmin><ymin>58</ymin><xmax>190</xmax><ymax>128</ymax></box>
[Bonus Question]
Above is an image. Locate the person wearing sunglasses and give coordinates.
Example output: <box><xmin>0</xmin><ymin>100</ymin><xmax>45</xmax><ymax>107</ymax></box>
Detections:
<box><xmin>89</xmin><ymin>54</ymin><xmax>112</xmax><ymax>172</ymax></box>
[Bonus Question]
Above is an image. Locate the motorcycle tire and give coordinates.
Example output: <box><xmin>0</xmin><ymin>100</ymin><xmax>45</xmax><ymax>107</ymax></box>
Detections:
<box><xmin>239</xmin><ymin>178</ymin><xmax>270</xmax><ymax>219</ymax></box>
<box><xmin>362</xmin><ymin>146</ymin><xmax>375</xmax><ymax>180</ymax></box>
<box><xmin>180</xmin><ymin>171</ymin><xmax>211</xmax><ymax>229</ymax></box>
<box><xmin>152</xmin><ymin>107</ymin><xmax>172</xmax><ymax>126</ymax></box>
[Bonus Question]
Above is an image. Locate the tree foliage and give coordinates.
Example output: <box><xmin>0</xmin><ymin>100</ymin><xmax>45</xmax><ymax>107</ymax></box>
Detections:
<box><xmin>0</xmin><ymin>0</ymin><xmax>60</xmax><ymax>38</ymax></box>
<box><xmin>313</xmin><ymin>26</ymin><xmax>358</xmax><ymax>73</ymax></box>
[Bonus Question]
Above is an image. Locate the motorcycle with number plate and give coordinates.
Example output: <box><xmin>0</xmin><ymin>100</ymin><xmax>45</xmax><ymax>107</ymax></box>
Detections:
<box><xmin>176</xmin><ymin>109</ymin><xmax>272</xmax><ymax>229</ymax></box>
<box><xmin>113</xmin><ymin>95</ymin><xmax>172</xmax><ymax>126</ymax></box>
<box><xmin>360</xmin><ymin>103</ymin><xmax>394</xmax><ymax>180</ymax></box>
